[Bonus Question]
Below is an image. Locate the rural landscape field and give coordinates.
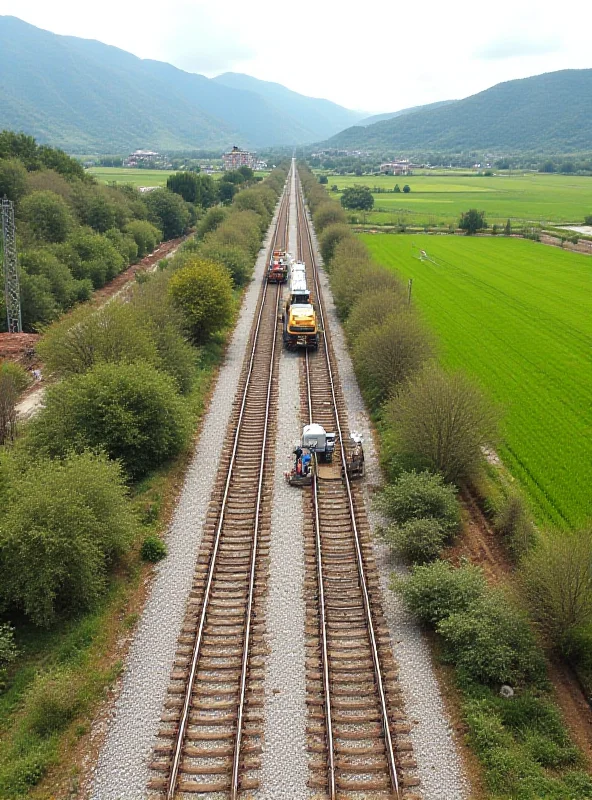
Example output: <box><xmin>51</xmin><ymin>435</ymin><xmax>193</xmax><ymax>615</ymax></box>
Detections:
<box><xmin>86</xmin><ymin>166</ymin><xmax>176</xmax><ymax>186</ymax></box>
<box><xmin>362</xmin><ymin>232</ymin><xmax>592</xmax><ymax>528</ymax></box>
<box><xmin>332</xmin><ymin>173</ymin><xmax>592</xmax><ymax>227</ymax></box>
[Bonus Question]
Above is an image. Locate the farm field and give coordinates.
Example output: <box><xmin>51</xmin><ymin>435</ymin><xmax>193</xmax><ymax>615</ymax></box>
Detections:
<box><xmin>361</xmin><ymin>233</ymin><xmax>592</xmax><ymax>529</ymax></box>
<box><xmin>86</xmin><ymin>167</ymin><xmax>175</xmax><ymax>187</ymax></box>
<box><xmin>330</xmin><ymin>173</ymin><xmax>592</xmax><ymax>227</ymax></box>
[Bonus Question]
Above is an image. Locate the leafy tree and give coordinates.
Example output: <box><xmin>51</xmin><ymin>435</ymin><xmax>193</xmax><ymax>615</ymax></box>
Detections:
<box><xmin>459</xmin><ymin>209</ymin><xmax>487</xmax><ymax>235</ymax></box>
<box><xmin>319</xmin><ymin>223</ymin><xmax>352</xmax><ymax>265</ymax></box>
<box><xmin>20</xmin><ymin>249</ymin><xmax>88</xmax><ymax>311</ymax></box>
<box><xmin>345</xmin><ymin>290</ymin><xmax>405</xmax><ymax>341</ymax></box>
<box><xmin>145</xmin><ymin>189</ymin><xmax>191</xmax><ymax>240</ymax></box>
<box><xmin>384</xmin><ymin>367</ymin><xmax>499</xmax><ymax>484</ymax></box>
<box><xmin>583</xmin><ymin>215</ymin><xmax>592</xmax><ymax>226</ymax></box>
<box><xmin>20</xmin><ymin>191</ymin><xmax>72</xmax><ymax>243</ymax></box>
<box><xmin>198</xmin><ymin>206</ymin><xmax>228</xmax><ymax>238</ymax></box>
<box><xmin>65</xmin><ymin>230</ymin><xmax>125</xmax><ymax>287</ymax></box>
<box><xmin>19</xmin><ymin>270</ymin><xmax>59</xmax><ymax>329</ymax></box>
<box><xmin>504</xmin><ymin>218</ymin><xmax>512</xmax><ymax>236</ymax></box>
<box><xmin>198</xmin><ymin>238</ymin><xmax>252</xmax><ymax>286</ymax></box>
<box><xmin>540</xmin><ymin>161</ymin><xmax>555</xmax><ymax>173</ymax></box>
<box><xmin>403</xmin><ymin>184</ymin><xmax>411</xmax><ymax>193</ymax></box>
<box><xmin>27</xmin><ymin>361</ymin><xmax>191</xmax><ymax>479</ymax></box>
<box><xmin>232</xmin><ymin>189</ymin><xmax>270</xmax><ymax>227</ymax></box>
<box><xmin>340</xmin><ymin>185</ymin><xmax>374</xmax><ymax>211</ymax></box>
<box><xmin>0</xmin><ymin>452</ymin><xmax>137</xmax><ymax>625</ymax></box>
<box><xmin>218</xmin><ymin>180</ymin><xmax>238</xmax><ymax>205</ymax></box>
<box><xmin>394</xmin><ymin>183</ymin><xmax>401</xmax><ymax>193</ymax></box>
<box><xmin>386</xmin><ymin>517</ymin><xmax>448</xmax><ymax>564</ymax></box>
<box><xmin>194</xmin><ymin>174</ymin><xmax>218</xmax><ymax>208</ymax></box>
<box><xmin>169</xmin><ymin>257</ymin><xmax>234</xmax><ymax>343</ymax></box>
<box><xmin>0</xmin><ymin>624</ymin><xmax>17</xmax><ymax>676</ymax></box>
<box><xmin>352</xmin><ymin>312</ymin><xmax>433</xmax><ymax>406</ymax></box>
<box><xmin>237</xmin><ymin>166</ymin><xmax>254</xmax><ymax>181</ymax></box>
<box><xmin>125</xmin><ymin>219</ymin><xmax>161</xmax><ymax>258</ymax></box>
<box><xmin>0</xmin><ymin>158</ymin><xmax>28</xmax><ymax>205</ymax></box>
<box><xmin>167</xmin><ymin>171</ymin><xmax>201</xmax><ymax>203</ymax></box>
<box><xmin>318</xmin><ymin>175</ymin><xmax>328</xmax><ymax>185</ymax></box>
<box><xmin>520</xmin><ymin>528</ymin><xmax>592</xmax><ymax>656</ymax></box>
<box><xmin>313</xmin><ymin>202</ymin><xmax>347</xmax><ymax>233</ymax></box>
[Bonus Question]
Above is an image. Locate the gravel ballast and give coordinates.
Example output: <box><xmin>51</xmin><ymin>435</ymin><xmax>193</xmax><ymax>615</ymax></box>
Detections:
<box><xmin>307</xmin><ymin>208</ymin><xmax>470</xmax><ymax>800</ymax></box>
<box><xmin>259</xmin><ymin>169</ymin><xmax>310</xmax><ymax>799</ymax></box>
<box><xmin>90</xmin><ymin>203</ymin><xmax>282</xmax><ymax>800</ymax></box>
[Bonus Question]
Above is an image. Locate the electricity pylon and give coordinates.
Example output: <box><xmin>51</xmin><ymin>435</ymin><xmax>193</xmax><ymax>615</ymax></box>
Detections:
<box><xmin>1</xmin><ymin>197</ymin><xmax>22</xmax><ymax>333</ymax></box>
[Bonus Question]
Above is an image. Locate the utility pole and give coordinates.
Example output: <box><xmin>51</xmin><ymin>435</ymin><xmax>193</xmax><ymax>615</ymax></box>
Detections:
<box><xmin>1</xmin><ymin>197</ymin><xmax>22</xmax><ymax>333</ymax></box>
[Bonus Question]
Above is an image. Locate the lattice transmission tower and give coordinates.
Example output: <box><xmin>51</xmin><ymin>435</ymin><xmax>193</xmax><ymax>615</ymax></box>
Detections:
<box><xmin>1</xmin><ymin>196</ymin><xmax>22</xmax><ymax>333</ymax></box>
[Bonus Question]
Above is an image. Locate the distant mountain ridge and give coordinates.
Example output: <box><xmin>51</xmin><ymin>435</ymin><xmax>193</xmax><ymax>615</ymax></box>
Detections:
<box><xmin>325</xmin><ymin>70</ymin><xmax>592</xmax><ymax>153</ymax></box>
<box><xmin>0</xmin><ymin>16</ymin><xmax>364</xmax><ymax>152</ymax></box>
<box><xmin>358</xmin><ymin>100</ymin><xmax>457</xmax><ymax>127</ymax></box>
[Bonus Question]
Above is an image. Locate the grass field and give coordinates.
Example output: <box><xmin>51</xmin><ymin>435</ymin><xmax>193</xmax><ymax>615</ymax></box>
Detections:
<box><xmin>361</xmin><ymin>233</ymin><xmax>592</xmax><ymax>529</ymax></box>
<box><xmin>330</xmin><ymin>174</ymin><xmax>592</xmax><ymax>227</ymax></box>
<box><xmin>86</xmin><ymin>167</ymin><xmax>175</xmax><ymax>187</ymax></box>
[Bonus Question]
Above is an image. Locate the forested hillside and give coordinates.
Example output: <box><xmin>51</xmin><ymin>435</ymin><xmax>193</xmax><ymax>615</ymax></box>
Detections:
<box><xmin>326</xmin><ymin>69</ymin><xmax>592</xmax><ymax>153</ymax></box>
<box><xmin>0</xmin><ymin>16</ymin><xmax>361</xmax><ymax>151</ymax></box>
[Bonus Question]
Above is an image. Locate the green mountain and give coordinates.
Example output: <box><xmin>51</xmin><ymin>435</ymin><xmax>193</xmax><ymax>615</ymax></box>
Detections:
<box><xmin>358</xmin><ymin>100</ymin><xmax>457</xmax><ymax>127</ymax></box>
<box><xmin>0</xmin><ymin>16</ymin><xmax>360</xmax><ymax>152</ymax></box>
<box><xmin>325</xmin><ymin>70</ymin><xmax>592</xmax><ymax>153</ymax></box>
<box><xmin>212</xmin><ymin>72</ymin><xmax>365</xmax><ymax>142</ymax></box>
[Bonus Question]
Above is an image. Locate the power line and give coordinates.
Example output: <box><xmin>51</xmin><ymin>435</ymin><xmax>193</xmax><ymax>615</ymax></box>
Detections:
<box><xmin>1</xmin><ymin>197</ymin><xmax>22</xmax><ymax>333</ymax></box>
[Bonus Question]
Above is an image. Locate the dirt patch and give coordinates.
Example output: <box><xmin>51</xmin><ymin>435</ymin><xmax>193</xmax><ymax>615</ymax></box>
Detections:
<box><xmin>548</xmin><ymin>661</ymin><xmax>592</xmax><ymax>771</ymax></box>
<box><xmin>540</xmin><ymin>232</ymin><xmax>592</xmax><ymax>255</ymax></box>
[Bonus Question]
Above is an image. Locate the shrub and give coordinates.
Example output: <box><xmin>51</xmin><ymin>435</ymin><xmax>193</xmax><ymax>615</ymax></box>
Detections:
<box><xmin>386</xmin><ymin>517</ymin><xmax>447</xmax><ymax>564</ymax></box>
<box><xmin>438</xmin><ymin>591</ymin><xmax>546</xmax><ymax>685</ymax></box>
<box><xmin>0</xmin><ymin>452</ymin><xmax>137</xmax><ymax>624</ymax></box>
<box><xmin>396</xmin><ymin>560</ymin><xmax>486</xmax><ymax>625</ymax></box>
<box><xmin>169</xmin><ymin>257</ymin><xmax>235</xmax><ymax>343</ymax></box>
<box><xmin>198</xmin><ymin>206</ymin><xmax>229</xmax><ymax>238</ymax></box>
<box><xmin>319</xmin><ymin>223</ymin><xmax>352</xmax><ymax>265</ymax></box>
<box><xmin>383</xmin><ymin>367</ymin><xmax>498</xmax><ymax>484</ymax></box>
<box><xmin>520</xmin><ymin>528</ymin><xmax>592</xmax><ymax>656</ymax></box>
<box><xmin>493</xmin><ymin>491</ymin><xmax>535</xmax><ymax>559</ymax></box>
<box><xmin>313</xmin><ymin>202</ymin><xmax>347</xmax><ymax>233</ymax></box>
<box><xmin>378</xmin><ymin>470</ymin><xmax>461</xmax><ymax>533</ymax></box>
<box><xmin>214</xmin><ymin>211</ymin><xmax>261</xmax><ymax>257</ymax></box>
<box><xmin>125</xmin><ymin>219</ymin><xmax>161</xmax><ymax>258</ymax></box>
<box><xmin>232</xmin><ymin>189</ymin><xmax>270</xmax><ymax>228</ymax></box>
<box><xmin>0</xmin><ymin>368</ymin><xmax>21</xmax><ymax>445</ymax></box>
<box><xmin>198</xmin><ymin>238</ymin><xmax>253</xmax><ymax>286</ymax></box>
<box><xmin>0</xmin><ymin>361</ymin><xmax>30</xmax><ymax>393</ymax></box>
<box><xmin>141</xmin><ymin>534</ymin><xmax>167</xmax><ymax>562</ymax></box>
<box><xmin>27</xmin><ymin>361</ymin><xmax>190</xmax><ymax>480</ymax></box>
<box><xmin>24</xmin><ymin>669</ymin><xmax>82</xmax><ymax>736</ymax></box>
<box><xmin>332</xmin><ymin>262</ymin><xmax>404</xmax><ymax>320</ymax></box>
<box><xmin>0</xmin><ymin>158</ymin><xmax>28</xmax><ymax>205</ymax></box>
<box><xmin>37</xmin><ymin>303</ymin><xmax>160</xmax><ymax>377</ymax></box>
<box><xmin>345</xmin><ymin>290</ymin><xmax>406</xmax><ymax>341</ymax></box>
<box><xmin>352</xmin><ymin>312</ymin><xmax>432</xmax><ymax>406</ymax></box>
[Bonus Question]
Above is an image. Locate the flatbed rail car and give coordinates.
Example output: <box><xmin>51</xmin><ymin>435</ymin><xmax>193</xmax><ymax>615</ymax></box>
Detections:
<box><xmin>267</xmin><ymin>249</ymin><xmax>291</xmax><ymax>283</ymax></box>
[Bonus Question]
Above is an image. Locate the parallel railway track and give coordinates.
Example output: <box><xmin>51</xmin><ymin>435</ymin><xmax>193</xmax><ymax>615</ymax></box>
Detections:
<box><xmin>295</xmin><ymin>172</ymin><xmax>421</xmax><ymax>800</ymax></box>
<box><xmin>148</xmin><ymin>172</ymin><xmax>291</xmax><ymax>798</ymax></box>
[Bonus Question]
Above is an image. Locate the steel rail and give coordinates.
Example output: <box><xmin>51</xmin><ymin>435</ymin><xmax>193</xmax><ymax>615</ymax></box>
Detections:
<box><xmin>295</xmin><ymin>170</ymin><xmax>400</xmax><ymax>798</ymax></box>
<box><xmin>165</xmin><ymin>174</ymin><xmax>291</xmax><ymax>799</ymax></box>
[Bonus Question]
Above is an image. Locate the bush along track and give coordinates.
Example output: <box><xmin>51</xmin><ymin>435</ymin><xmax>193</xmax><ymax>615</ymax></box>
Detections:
<box><xmin>299</xmin><ymin>161</ymin><xmax>592</xmax><ymax>799</ymax></box>
<box><xmin>0</xmin><ymin>165</ymin><xmax>289</xmax><ymax>798</ymax></box>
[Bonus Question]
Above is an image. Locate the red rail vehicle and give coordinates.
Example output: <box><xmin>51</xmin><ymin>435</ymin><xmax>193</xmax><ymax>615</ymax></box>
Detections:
<box><xmin>267</xmin><ymin>249</ymin><xmax>291</xmax><ymax>283</ymax></box>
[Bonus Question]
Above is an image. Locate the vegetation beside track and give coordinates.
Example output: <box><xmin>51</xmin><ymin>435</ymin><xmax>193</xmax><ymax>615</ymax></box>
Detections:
<box><xmin>0</xmin><ymin>165</ymin><xmax>289</xmax><ymax>797</ymax></box>
<box><xmin>299</xmin><ymin>162</ymin><xmax>592</xmax><ymax>799</ymax></box>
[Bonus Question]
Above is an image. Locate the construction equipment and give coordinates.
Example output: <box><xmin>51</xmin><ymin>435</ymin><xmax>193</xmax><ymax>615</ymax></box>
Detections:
<box><xmin>267</xmin><ymin>249</ymin><xmax>291</xmax><ymax>283</ymax></box>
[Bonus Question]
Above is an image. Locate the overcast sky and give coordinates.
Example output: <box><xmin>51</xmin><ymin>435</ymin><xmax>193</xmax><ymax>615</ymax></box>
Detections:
<box><xmin>2</xmin><ymin>0</ymin><xmax>591</xmax><ymax>113</ymax></box>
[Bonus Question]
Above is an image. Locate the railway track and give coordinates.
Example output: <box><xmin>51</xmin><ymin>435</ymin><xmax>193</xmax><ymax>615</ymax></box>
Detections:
<box><xmin>295</xmin><ymin>171</ymin><xmax>421</xmax><ymax>800</ymax></box>
<box><xmin>147</xmin><ymin>172</ymin><xmax>291</xmax><ymax>798</ymax></box>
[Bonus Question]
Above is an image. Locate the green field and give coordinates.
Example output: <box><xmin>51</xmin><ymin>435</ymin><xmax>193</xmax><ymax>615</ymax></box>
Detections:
<box><xmin>330</xmin><ymin>174</ymin><xmax>592</xmax><ymax>227</ymax></box>
<box><xmin>86</xmin><ymin>167</ymin><xmax>175</xmax><ymax>187</ymax></box>
<box><xmin>361</xmin><ymin>233</ymin><xmax>592</xmax><ymax>529</ymax></box>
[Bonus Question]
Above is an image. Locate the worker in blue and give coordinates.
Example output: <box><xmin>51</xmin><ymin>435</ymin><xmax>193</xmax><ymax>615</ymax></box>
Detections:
<box><xmin>301</xmin><ymin>450</ymin><xmax>312</xmax><ymax>476</ymax></box>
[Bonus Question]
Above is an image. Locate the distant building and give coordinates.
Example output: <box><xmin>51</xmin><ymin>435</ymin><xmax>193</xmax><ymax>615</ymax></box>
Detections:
<box><xmin>124</xmin><ymin>150</ymin><xmax>163</xmax><ymax>167</ymax></box>
<box><xmin>223</xmin><ymin>146</ymin><xmax>257</xmax><ymax>171</ymax></box>
<box><xmin>380</xmin><ymin>159</ymin><xmax>410</xmax><ymax>176</ymax></box>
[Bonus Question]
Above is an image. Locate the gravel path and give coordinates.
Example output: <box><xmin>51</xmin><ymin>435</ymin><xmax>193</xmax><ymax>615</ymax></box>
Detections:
<box><xmin>307</xmin><ymin>207</ymin><xmax>470</xmax><ymax>800</ymax></box>
<box><xmin>90</xmin><ymin>202</ymin><xmax>282</xmax><ymax>800</ymax></box>
<box><xmin>259</xmin><ymin>169</ymin><xmax>310</xmax><ymax>800</ymax></box>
